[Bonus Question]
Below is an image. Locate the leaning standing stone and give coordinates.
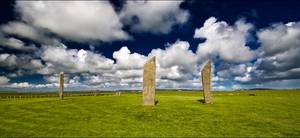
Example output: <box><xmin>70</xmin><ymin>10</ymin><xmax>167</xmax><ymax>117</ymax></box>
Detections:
<box><xmin>143</xmin><ymin>57</ymin><xmax>156</xmax><ymax>106</ymax></box>
<box><xmin>201</xmin><ymin>60</ymin><xmax>212</xmax><ymax>104</ymax></box>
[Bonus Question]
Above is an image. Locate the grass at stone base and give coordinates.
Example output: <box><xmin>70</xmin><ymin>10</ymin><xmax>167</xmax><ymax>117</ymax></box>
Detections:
<box><xmin>0</xmin><ymin>90</ymin><xmax>299</xmax><ymax>137</ymax></box>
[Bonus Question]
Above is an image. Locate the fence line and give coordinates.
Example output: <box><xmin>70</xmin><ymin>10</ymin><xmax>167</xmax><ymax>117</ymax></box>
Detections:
<box><xmin>0</xmin><ymin>92</ymin><xmax>119</xmax><ymax>100</ymax></box>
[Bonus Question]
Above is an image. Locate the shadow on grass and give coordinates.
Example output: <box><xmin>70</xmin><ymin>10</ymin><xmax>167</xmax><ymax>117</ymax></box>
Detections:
<box><xmin>155</xmin><ymin>100</ymin><xmax>159</xmax><ymax>105</ymax></box>
<box><xmin>197</xmin><ymin>99</ymin><xmax>205</xmax><ymax>103</ymax></box>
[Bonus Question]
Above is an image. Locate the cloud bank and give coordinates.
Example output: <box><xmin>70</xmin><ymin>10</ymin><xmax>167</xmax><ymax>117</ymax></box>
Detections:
<box><xmin>0</xmin><ymin>1</ymin><xmax>299</xmax><ymax>91</ymax></box>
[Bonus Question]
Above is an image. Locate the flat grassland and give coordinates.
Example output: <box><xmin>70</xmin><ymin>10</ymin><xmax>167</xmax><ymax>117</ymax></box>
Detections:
<box><xmin>0</xmin><ymin>90</ymin><xmax>299</xmax><ymax>137</ymax></box>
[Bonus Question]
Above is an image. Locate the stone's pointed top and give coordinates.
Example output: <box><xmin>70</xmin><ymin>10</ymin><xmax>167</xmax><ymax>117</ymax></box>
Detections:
<box><xmin>60</xmin><ymin>72</ymin><xmax>64</xmax><ymax>75</ymax></box>
<box><xmin>206</xmin><ymin>59</ymin><xmax>212</xmax><ymax>63</ymax></box>
<box><xmin>144</xmin><ymin>56</ymin><xmax>156</xmax><ymax>66</ymax></box>
<box><xmin>201</xmin><ymin>60</ymin><xmax>212</xmax><ymax>71</ymax></box>
<box><xmin>148</xmin><ymin>56</ymin><xmax>156</xmax><ymax>62</ymax></box>
<box><xmin>204</xmin><ymin>59</ymin><xmax>211</xmax><ymax>65</ymax></box>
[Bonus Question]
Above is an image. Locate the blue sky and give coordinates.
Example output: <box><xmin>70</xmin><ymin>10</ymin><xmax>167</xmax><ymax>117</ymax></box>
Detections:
<box><xmin>0</xmin><ymin>0</ymin><xmax>300</xmax><ymax>91</ymax></box>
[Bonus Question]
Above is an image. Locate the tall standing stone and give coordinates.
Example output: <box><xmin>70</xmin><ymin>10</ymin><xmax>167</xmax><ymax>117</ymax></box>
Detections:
<box><xmin>201</xmin><ymin>60</ymin><xmax>212</xmax><ymax>104</ymax></box>
<box><xmin>59</xmin><ymin>72</ymin><xmax>64</xmax><ymax>100</ymax></box>
<box><xmin>143</xmin><ymin>57</ymin><xmax>156</xmax><ymax>106</ymax></box>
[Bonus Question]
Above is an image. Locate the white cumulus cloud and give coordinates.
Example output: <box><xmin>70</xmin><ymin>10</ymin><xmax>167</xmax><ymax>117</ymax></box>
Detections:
<box><xmin>150</xmin><ymin>41</ymin><xmax>198</xmax><ymax>82</ymax></box>
<box><xmin>40</xmin><ymin>44</ymin><xmax>114</xmax><ymax>74</ymax></box>
<box><xmin>253</xmin><ymin>21</ymin><xmax>300</xmax><ymax>82</ymax></box>
<box><xmin>120</xmin><ymin>0</ymin><xmax>189</xmax><ymax>34</ymax></box>
<box><xmin>113</xmin><ymin>47</ymin><xmax>147</xmax><ymax>70</ymax></box>
<box><xmin>257</xmin><ymin>22</ymin><xmax>300</xmax><ymax>56</ymax></box>
<box><xmin>15</xmin><ymin>1</ymin><xmax>130</xmax><ymax>42</ymax></box>
<box><xmin>194</xmin><ymin>17</ymin><xmax>256</xmax><ymax>62</ymax></box>
<box><xmin>0</xmin><ymin>76</ymin><xmax>10</xmax><ymax>85</ymax></box>
<box><xmin>0</xmin><ymin>37</ymin><xmax>36</xmax><ymax>51</ymax></box>
<box><xmin>1</xmin><ymin>21</ymin><xmax>56</xmax><ymax>44</ymax></box>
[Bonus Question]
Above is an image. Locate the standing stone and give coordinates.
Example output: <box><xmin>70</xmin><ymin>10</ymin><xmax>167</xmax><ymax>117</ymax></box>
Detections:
<box><xmin>59</xmin><ymin>72</ymin><xmax>64</xmax><ymax>100</ymax></box>
<box><xmin>201</xmin><ymin>60</ymin><xmax>212</xmax><ymax>104</ymax></box>
<box><xmin>143</xmin><ymin>57</ymin><xmax>156</xmax><ymax>106</ymax></box>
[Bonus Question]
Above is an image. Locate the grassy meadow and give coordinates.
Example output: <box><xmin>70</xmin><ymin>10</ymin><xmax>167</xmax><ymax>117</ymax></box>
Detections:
<box><xmin>0</xmin><ymin>90</ymin><xmax>299</xmax><ymax>137</ymax></box>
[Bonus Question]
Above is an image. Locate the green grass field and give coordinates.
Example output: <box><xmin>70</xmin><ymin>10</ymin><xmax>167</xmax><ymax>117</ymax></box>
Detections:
<box><xmin>0</xmin><ymin>90</ymin><xmax>299</xmax><ymax>137</ymax></box>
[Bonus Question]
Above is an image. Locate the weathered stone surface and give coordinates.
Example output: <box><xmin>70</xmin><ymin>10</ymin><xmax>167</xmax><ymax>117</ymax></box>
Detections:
<box><xmin>201</xmin><ymin>60</ymin><xmax>212</xmax><ymax>104</ymax></box>
<box><xmin>143</xmin><ymin>57</ymin><xmax>156</xmax><ymax>106</ymax></box>
<box><xmin>59</xmin><ymin>72</ymin><xmax>64</xmax><ymax>100</ymax></box>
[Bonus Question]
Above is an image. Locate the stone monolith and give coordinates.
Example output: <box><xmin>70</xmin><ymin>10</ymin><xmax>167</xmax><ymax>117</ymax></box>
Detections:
<box><xmin>201</xmin><ymin>60</ymin><xmax>212</xmax><ymax>104</ymax></box>
<box><xmin>59</xmin><ymin>72</ymin><xmax>64</xmax><ymax>100</ymax></box>
<box><xmin>143</xmin><ymin>57</ymin><xmax>156</xmax><ymax>106</ymax></box>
